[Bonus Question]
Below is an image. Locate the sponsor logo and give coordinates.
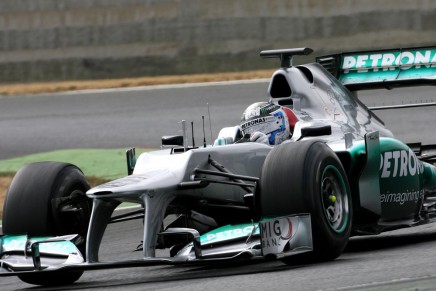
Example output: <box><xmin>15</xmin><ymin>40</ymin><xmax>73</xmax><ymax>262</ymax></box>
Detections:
<box><xmin>260</xmin><ymin>217</ymin><xmax>293</xmax><ymax>248</ymax></box>
<box><xmin>280</xmin><ymin>218</ymin><xmax>293</xmax><ymax>240</ymax></box>
<box><xmin>204</xmin><ymin>226</ymin><xmax>255</xmax><ymax>242</ymax></box>
<box><xmin>2</xmin><ymin>236</ymin><xmax>78</xmax><ymax>254</ymax></box>
<box><xmin>342</xmin><ymin>49</ymin><xmax>436</xmax><ymax>73</ymax></box>
<box><xmin>241</xmin><ymin>117</ymin><xmax>267</xmax><ymax>130</ymax></box>
<box><xmin>260</xmin><ymin>103</ymin><xmax>280</xmax><ymax>115</ymax></box>
<box><xmin>381</xmin><ymin>189</ymin><xmax>424</xmax><ymax>205</ymax></box>
<box><xmin>380</xmin><ymin>149</ymin><xmax>424</xmax><ymax>179</ymax></box>
<box><xmin>260</xmin><ymin>215</ymin><xmax>312</xmax><ymax>256</ymax></box>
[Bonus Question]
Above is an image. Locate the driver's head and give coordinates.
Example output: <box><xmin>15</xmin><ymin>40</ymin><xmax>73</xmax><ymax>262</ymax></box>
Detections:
<box><xmin>240</xmin><ymin>102</ymin><xmax>296</xmax><ymax>145</ymax></box>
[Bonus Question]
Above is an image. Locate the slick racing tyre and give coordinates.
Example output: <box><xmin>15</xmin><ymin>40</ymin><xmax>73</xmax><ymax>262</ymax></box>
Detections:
<box><xmin>258</xmin><ymin>140</ymin><xmax>352</xmax><ymax>263</ymax></box>
<box><xmin>18</xmin><ymin>270</ymin><xmax>85</xmax><ymax>287</ymax></box>
<box><xmin>2</xmin><ymin>162</ymin><xmax>92</xmax><ymax>285</ymax></box>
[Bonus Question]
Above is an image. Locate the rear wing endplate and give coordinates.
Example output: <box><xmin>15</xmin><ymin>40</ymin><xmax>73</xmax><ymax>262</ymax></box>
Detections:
<box><xmin>317</xmin><ymin>46</ymin><xmax>436</xmax><ymax>91</ymax></box>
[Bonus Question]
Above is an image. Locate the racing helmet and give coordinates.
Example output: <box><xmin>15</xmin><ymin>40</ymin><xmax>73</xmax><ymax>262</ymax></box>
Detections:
<box><xmin>240</xmin><ymin>102</ymin><xmax>296</xmax><ymax>145</ymax></box>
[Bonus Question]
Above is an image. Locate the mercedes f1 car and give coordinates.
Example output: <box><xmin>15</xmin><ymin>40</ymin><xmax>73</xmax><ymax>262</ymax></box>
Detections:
<box><xmin>2</xmin><ymin>45</ymin><xmax>436</xmax><ymax>286</ymax></box>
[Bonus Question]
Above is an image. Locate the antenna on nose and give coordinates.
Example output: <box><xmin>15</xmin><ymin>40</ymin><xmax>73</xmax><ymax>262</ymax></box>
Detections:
<box><xmin>202</xmin><ymin>116</ymin><xmax>206</xmax><ymax>148</ymax></box>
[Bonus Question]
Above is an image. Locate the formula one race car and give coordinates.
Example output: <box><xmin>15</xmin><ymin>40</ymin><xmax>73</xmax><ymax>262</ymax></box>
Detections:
<box><xmin>2</xmin><ymin>45</ymin><xmax>436</xmax><ymax>286</ymax></box>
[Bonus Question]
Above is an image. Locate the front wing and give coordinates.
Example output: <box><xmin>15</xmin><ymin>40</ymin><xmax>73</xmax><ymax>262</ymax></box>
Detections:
<box><xmin>0</xmin><ymin>214</ymin><xmax>312</xmax><ymax>276</ymax></box>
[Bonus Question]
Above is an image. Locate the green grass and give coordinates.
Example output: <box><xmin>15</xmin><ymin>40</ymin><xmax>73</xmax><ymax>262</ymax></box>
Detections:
<box><xmin>0</xmin><ymin>148</ymin><xmax>153</xmax><ymax>179</ymax></box>
<box><xmin>0</xmin><ymin>148</ymin><xmax>154</xmax><ymax>216</ymax></box>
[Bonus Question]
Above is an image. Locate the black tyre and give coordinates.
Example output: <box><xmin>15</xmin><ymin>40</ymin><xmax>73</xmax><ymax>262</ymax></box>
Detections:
<box><xmin>2</xmin><ymin>162</ymin><xmax>92</xmax><ymax>285</ymax></box>
<box><xmin>258</xmin><ymin>141</ymin><xmax>352</xmax><ymax>263</ymax></box>
<box><xmin>18</xmin><ymin>270</ymin><xmax>85</xmax><ymax>287</ymax></box>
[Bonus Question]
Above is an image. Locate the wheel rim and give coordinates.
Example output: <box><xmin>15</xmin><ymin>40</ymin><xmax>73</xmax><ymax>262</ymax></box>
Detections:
<box><xmin>320</xmin><ymin>165</ymin><xmax>349</xmax><ymax>233</ymax></box>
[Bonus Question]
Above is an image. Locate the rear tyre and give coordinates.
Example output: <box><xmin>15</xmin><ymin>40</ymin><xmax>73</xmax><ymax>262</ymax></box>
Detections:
<box><xmin>258</xmin><ymin>141</ymin><xmax>352</xmax><ymax>263</ymax></box>
<box><xmin>2</xmin><ymin>162</ymin><xmax>92</xmax><ymax>285</ymax></box>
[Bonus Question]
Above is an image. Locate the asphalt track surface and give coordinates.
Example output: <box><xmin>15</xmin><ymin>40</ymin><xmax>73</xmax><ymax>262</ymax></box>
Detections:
<box><xmin>1</xmin><ymin>81</ymin><xmax>436</xmax><ymax>290</ymax></box>
<box><xmin>1</xmin><ymin>81</ymin><xmax>436</xmax><ymax>160</ymax></box>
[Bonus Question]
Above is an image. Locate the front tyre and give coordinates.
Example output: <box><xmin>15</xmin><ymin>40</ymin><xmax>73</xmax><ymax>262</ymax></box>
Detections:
<box><xmin>18</xmin><ymin>270</ymin><xmax>85</xmax><ymax>287</ymax></box>
<box><xmin>258</xmin><ymin>141</ymin><xmax>352</xmax><ymax>263</ymax></box>
<box><xmin>2</xmin><ymin>162</ymin><xmax>92</xmax><ymax>285</ymax></box>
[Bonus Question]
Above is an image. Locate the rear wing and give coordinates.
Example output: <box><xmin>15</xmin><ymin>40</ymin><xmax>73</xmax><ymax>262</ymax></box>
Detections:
<box><xmin>316</xmin><ymin>46</ymin><xmax>436</xmax><ymax>91</ymax></box>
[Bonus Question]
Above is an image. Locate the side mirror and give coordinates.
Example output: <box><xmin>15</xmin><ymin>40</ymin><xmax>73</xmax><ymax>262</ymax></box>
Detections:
<box><xmin>299</xmin><ymin>125</ymin><xmax>332</xmax><ymax>140</ymax></box>
<box><xmin>126</xmin><ymin>148</ymin><xmax>136</xmax><ymax>175</ymax></box>
<box><xmin>162</xmin><ymin>135</ymin><xmax>184</xmax><ymax>147</ymax></box>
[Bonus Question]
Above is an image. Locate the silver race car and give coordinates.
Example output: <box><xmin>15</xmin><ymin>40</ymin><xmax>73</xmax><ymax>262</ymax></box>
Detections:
<box><xmin>2</xmin><ymin>45</ymin><xmax>436</xmax><ymax>286</ymax></box>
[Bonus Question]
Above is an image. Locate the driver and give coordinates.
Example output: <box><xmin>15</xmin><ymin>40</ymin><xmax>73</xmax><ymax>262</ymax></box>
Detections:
<box><xmin>240</xmin><ymin>101</ymin><xmax>297</xmax><ymax>145</ymax></box>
